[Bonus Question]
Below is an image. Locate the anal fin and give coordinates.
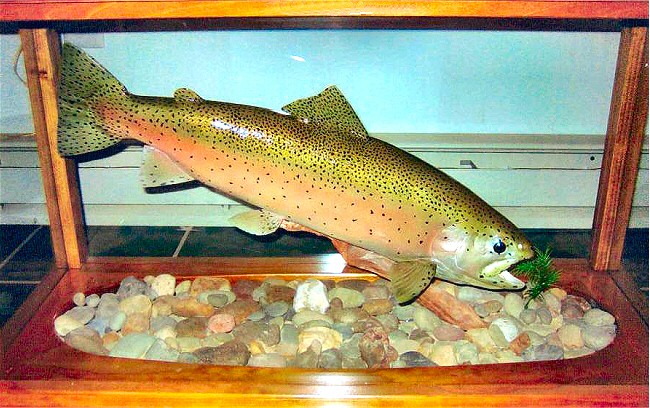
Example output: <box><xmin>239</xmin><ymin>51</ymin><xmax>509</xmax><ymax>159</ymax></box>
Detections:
<box><xmin>388</xmin><ymin>260</ymin><xmax>437</xmax><ymax>305</ymax></box>
<box><xmin>230</xmin><ymin>209</ymin><xmax>283</xmax><ymax>236</ymax></box>
<box><xmin>140</xmin><ymin>146</ymin><xmax>194</xmax><ymax>188</ymax></box>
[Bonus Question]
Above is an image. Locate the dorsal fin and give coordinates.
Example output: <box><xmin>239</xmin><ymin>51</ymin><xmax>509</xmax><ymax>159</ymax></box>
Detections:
<box><xmin>282</xmin><ymin>86</ymin><xmax>368</xmax><ymax>139</ymax></box>
<box><xmin>174</xmin><ymin>88</ymin><xmax>204</xmax><ymax>103</ymax></box>
<box><xmin>140</xmin><ymin>146</ymin><xmax>194</xmax><ymax>188</ymax></box>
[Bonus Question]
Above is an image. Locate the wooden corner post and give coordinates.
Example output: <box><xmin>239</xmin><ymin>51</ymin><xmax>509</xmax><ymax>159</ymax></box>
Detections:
<box><xmin>590</xmin><ymin>25</ymin><xmax>649</xmax><ymax>272</ymax></box>
<box><xmin>20</xmin><ymin>29</ymin><xmax>88</xmax><ymax>269</ymax></box>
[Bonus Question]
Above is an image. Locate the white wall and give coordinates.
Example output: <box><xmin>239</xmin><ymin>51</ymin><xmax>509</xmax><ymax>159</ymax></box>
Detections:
<box><xmin>2</xmin><ymin>30</ymin><xmax>620</xmax><ymax>134</ymax></box>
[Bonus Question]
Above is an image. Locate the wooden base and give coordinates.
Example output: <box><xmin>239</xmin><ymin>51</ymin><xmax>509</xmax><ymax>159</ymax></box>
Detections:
<box><xmin>1</xmin><ymin>257</ymin><xmax>647</xmax><ymax>407</ymax></box>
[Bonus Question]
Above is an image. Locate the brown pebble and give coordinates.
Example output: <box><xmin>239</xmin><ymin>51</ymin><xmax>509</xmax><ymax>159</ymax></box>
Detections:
<box><xmin>432</xmin><ymin>324</ymin><xmax>465</xmax><ymax>341</ymax></box>
<box><xmin>152</xmin><ymin>295</ymin><xmax>175</xmax><ymax>317</ymax></box>
<box><xmin>219</xmin><ymin>299</ymin><xmax>261</xmax><ymax>325</ymax></box>
<box><xmin>231</xmin><ymin>280</ymin><xmax>258</xmax><ymax>300</ymax></box>
<box><xmin>190</xmin><ymin>277</ymin><xmax>231</xmax><ymax>296</ymax></box>
<box><xmin>172</xmin><ymin>298</ymin><xmax>215</xmax><ymax>318</ymax></box>
<box><xmin>336</xmin><ymin>279</ymin><xmax>369</xmax><ymax>292</ymax></box>
<box><xmin>176</xmin><ymin>317</ymin><xmax>209</xmax><ymax>339</ymax></box>
<box><xmin>358</xmin><ymin>326</ymin><xmax>398</xmax><ymax>368</ymax></box>
<box><xmin>362</xmin><ymin>299</ymin><xmax>393</xmax><ymax>316</ymax></box>
<box><xmin>102</xmin><ymin>331</ymin><xmax>121</xmax><ymax>348</ymax></box>
<box><xmin>509</xmin><ymin>332</ymin><xmax>531</xmax><ymax>355</ymax></box>
<box><xmin>266</xmin><ymin>285</ymin><xmax>296</xmax><ymax>303</ymax></box>
<box><xmin>193</xmin><ymin>341</ymin><xmax>250</xmax><ymax>366</ymax></box>
<box><xmin>121</xmin><ymin>312</ymin><xmax>150</xmax><ymax>335</ymax></box>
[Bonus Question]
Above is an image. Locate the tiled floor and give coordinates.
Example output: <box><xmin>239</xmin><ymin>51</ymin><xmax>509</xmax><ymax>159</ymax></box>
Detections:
<box><xmin>0</xmin><ymin>225</ymin><xmax>647</xmax><ymax>327</ymax></box>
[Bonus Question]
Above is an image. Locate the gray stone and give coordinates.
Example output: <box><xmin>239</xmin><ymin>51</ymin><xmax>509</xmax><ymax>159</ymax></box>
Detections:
<box><xmin>144</xmin><ymin>339</ymin><xmax>180</xmax><ymax>362</ymax></box>
<box><xmin>117</xmin><ymin>276</ymin><xmax>148</xmax><ymax>299</ymax></box>
<box><xmin>318</xmin><ymin>348</ymin><xmax>343</xmax><ymax>369</ymax></box>
<box><xmin>65</xmin><ymin>306</ymin><xmax>95</xmax><ymax>325</ymax></box>
<box><xmin>399</xmin><ymin>351</ymin><xmax>435</xmax><ymax>367</ymax></box>
<box><xmin>522</xmin><ymin>344</ymin><xmax>564</xmax><ymax>362</ymax></box>
<box><xmin>582</xmin><ymin>324</ymin><xmax>616</xmax><ymax>351</ymax></box>
<box><xmin>109</xmin><ymin>333</ymin><xmax>157</xmax><ymax>359</ymax></box>
<box><xmin>109</xmin><ymin>311</ymin><xmax>127</xmax><ymax>331</ymax></box>
<box><xmin>85</xmin><ymin>293</ymin><xmax>101</xmax><ymax>308</ymax></box>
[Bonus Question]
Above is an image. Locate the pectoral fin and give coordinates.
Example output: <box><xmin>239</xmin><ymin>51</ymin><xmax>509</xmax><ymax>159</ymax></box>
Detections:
<box><xmin>388</xmin><ymin>260</ymin><xmax>437</xmax><ymax>304</ymax></box>
<box><xmin>230</xmin><ymin>209</ymin><xmax>283</xmax><ymax>236</ymax></box>
<box><xmin>140</xmin><ymin>146</ymin><xmax>194</xmax><ymax>188</ymax></box>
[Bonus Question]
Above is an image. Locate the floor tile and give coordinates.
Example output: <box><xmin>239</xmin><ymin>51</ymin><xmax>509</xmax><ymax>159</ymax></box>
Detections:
<box><xmin>0</xmin><ymin>225</ymin><xmax>39</xmax><ymax>260</ymax></box>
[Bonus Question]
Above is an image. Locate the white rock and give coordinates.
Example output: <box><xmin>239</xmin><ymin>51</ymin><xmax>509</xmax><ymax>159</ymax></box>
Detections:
<box><xmin>489</xmin><ymin>317</ymin><xmax>520</xmax><ymax>347</ymax></box>
<box><xmin>582</xmin><ymin>325</ymin><xmax>616</xmax><ymax>351</ymax></box>
<box><xmin>503</xmin><ymin>293</ymin><xmax>525</xmax><ymax>318</ymax></box>
<box><xmin>85</xmin><ymin>293</ymin><xmax>100</xmax><ymax>308</ymax></box>
<box><xmin>427</xmin><ymin>341</ymin><xmax>458</xmax><ymax>366</ymax></box>
<box><xmin>73</xmin><ymin>292</ymin><xmax>86</xmax><ymax>307</ymax></box>
<box><xmin>293</xmin><ymin>279</ymin><xmax>330</xmax><ymax>313</ymax></box>
<box><xmin>151</xmin><ymin>274</ymin><xmax>176</xmax><ymax>297</ymax></box>
<box><xmin>54</xmin><ymin>314</ymin><xmax>84</xmax><ymax>337</ymax></box>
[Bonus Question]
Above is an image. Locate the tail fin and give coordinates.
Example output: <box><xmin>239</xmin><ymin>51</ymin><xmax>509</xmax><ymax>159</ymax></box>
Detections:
<box><xmin>57</xmin><ymin>43</ymin><xmax>128</xmax><ymax>156</ymax></box>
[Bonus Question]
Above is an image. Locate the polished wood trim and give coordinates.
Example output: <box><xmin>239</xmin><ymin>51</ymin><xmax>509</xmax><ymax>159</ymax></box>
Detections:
<box><xmin>0</xmin><ymin>258</ymin><xmax>647</xmax><ymax>406</ymax></box>
<box><xmin>1</xmin><ymin>0</ymin><xmax>647</xmax><ymax>22</ymax></box>
<box><xmin>19</xmin><ymin>29</ymin><xmax>88</xmax><ymax>269</ymax></box>
<box><xmin>590</xmin><ymin>26</ymin><xmax>649</xmax><ymax>271</ymax></box>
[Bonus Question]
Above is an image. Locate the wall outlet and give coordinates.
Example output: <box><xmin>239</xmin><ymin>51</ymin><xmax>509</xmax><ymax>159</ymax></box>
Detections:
<box><xmin>62</xmin><ymin>33</ymin><xmax>105</xmax><ymax>48</ymax></box>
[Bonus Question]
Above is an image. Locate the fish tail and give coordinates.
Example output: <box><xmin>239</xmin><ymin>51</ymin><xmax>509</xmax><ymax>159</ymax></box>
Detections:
<box><xmin>57</xmin><ymin>43</ymin><xmax>128</xmax><ymax>156</ymax></box>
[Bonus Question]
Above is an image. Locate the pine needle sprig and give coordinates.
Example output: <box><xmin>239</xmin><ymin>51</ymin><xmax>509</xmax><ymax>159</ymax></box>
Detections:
<box><xmin>513</xmin><ymin>246</ymin><xmax>561</xmax><ymax>307</ymax></box>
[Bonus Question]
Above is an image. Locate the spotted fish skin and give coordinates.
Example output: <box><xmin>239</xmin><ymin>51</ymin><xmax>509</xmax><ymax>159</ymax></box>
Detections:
<box><xmin>58</xmin><ymin>44</ymin><xmax>535</xmax><ymax>302</ymax></box>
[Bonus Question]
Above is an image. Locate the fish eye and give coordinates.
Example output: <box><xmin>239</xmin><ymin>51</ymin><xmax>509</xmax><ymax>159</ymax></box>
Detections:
<box><xmin>493</xmin><ymin>239</ymin><xmax>506</xmax><ymax>254</ymax></box>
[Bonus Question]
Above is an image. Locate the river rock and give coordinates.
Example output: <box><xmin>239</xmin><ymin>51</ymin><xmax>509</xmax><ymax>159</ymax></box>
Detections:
<box><xmin>193</xmin><ymin>341</ymin><xmax>250</xmax><ymax>366</ymax></box>
<box><xmin>266</xmin><ymin>285</ymin><xmax>296</xmax><ymax>304</ymax></box>
<box><xmin>176</xmin><ymin>317</ymin><xmax>209</xmax><ymax>338</ymax></box>
<box><xmin>109</xmin><ymin>333</ymin><xmax>157</xmax><ymax>359</ymax></box>
<box><xmin>208</xmin><ymin>313</ymin><xmax>236</xmax><ymax>333</ymax></box>
<box><xmin>109</xmin><ymin>311</ymin><xmax>127</xmax><ymax>331</ymax></box>
<box><xmin>293</xmin><ymin>279</ymin><xmax>330</xmax><ymax>314</ymax></box>
<box><xmin>119</xmin><ymin>295</ymin><xmax>152</xmax><ymax>316</ymax></box>
<box><xmin>522</xmin><ymin>344</ymin><xmax>564</xmax><ymax>361</ymax></box>
<box><xmin>293</xmin><ymin>310</ymin><xmax>333</xmax><ymax>327</ymax></box>
<box><xmin>117</xmin><ymin>277</ymin><xmax>148</xmax><ymax>299</ymax></box>
<box><xmin>583</xmin><ymin>309</ymin><xmax>615</xmax><ymax>327</ymax></box>
<box><xmin>121</xmin><ymin>312</ymin><xmax>150</xmax><ymax>335</ymax></box>
<box><xmin>432</xmin><ymin>324</ymin><xmax>465</xmax><ymax>341</ymax></box>
<box><xmin>298</xmin><ymin>326</ymin><xmax>342</xmax><ymax>353</ymax></box>
<box><xmin>359</xmin><ymin>326</ymin><xmax>398</xmax><ymax>368</ymax></box>
<box><xmin>362</xmin><ymin>298</ymin><xmax>394</xmax><ymax>316</ymax></box>
<box><xmin>509</xmin><ymin>332</ymin><xmax>532</xmax><ymax>355</ymax></box>
<box><xmin>558</xmin><ymin>324</ymin><xmax>584</xmax><ymax>349</ymax></box>
<box><xmin>190</xmin><ymin>277</ymin><xmax>231</xmax><ymax>296</ymax></box>
<box><xmin>503</xmin><ymin>293</ymin><xmax>524</xmax><ymax>318</ymax></box>
<box><xmin>65</xmin><ymin>306</ymin><xmax>95</xmax><ymax>325</ymax></box>
<box><xmin>399</xmin><ymin>351</ymin><xmax>435</xmax><ymax>367</ymax></box>
<box><xmin>248</xmin><ymin>353</ymin><xmax>287</xmax><ymax>368</ymax></box>
<box><xmin>413</xmin><ymin>305</ymin><xmax>442</xmax><ymax>332</ymax></box>
<box><xmin>488</xmin><ymin>317</ymin><xmax>520</xmax><ymax>347</ymax></box>
<box><xmin>427</xmin><ymin>341</ymin><xmax>458</xmax><ymax>366</ymax></box>
<box><xmin>85</xmin><ymin>293</ymin><xmax>100</xmax><ymax>308</ymax></box>
<box><xmin>418</xmin><ymin>286</ymin><xmax>486</xmax><ymax>330</ymax></box>
<box><xmin>454</xmin><ymin>341</ymin><xmax>479</xmax><ymax>364</ymax></box>
<box><xmin>220</xmin><ymin>299</ymin><xmax>260</xmax><ymax>324</ymax></box>
<box><xmin>143</xmin><ymin>338</ymin><xmax>180</xmax><ymax>362</ymax></box>
<box><xmin>264</xmin><ymin>301</ymin><xmax>290</xmax><ymax>317</ymax></box>
<box><xmin>582</xmin><ymin>324</ymin><xmax>616</xmax><ymax>350</ymax></box>
<box><xmin>151</xmin><ymin>274</ymin><xmax>176</xmax><ymax>297</ymax></box>
<box><xmin>54</xmin><ymin>314</ymin><xmax>84</xmax><ymax>336</ymax></box>
<box><xmin>328</xmin><ymin>287</ymin><xmax>365</xmax><ymax>309</ymax></box>
<box><xmin>362</xmin><ymin>284</ymin><xmax>391</xmax><ymax>300</ymax></box>
<box><xmin>465</xmin><ymin>328</ymin><xmax>498</xmax><ymax>353</ymax></box>
<box><xmin>73</xmin><ymin>292</ymin><xmax>86</xmax><ymax>307</ymax></box>
<box><xmin>318</xmin><ymin>348</ymin><xmax>343</xmax><ymax>369</ymax></box>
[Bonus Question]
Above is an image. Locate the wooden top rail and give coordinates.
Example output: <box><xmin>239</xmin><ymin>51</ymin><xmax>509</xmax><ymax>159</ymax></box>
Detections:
<box><xmin>1</xmin><ymin>0</ymin><xmax>648</xmax><ymax>22</ymax></box>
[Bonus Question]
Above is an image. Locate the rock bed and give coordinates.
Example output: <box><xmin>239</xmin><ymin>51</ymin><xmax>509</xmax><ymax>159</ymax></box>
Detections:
<box><xmin>54</xmin><ymin>275</ymin><xmax>617</xmax><ymax>368</ymax></box>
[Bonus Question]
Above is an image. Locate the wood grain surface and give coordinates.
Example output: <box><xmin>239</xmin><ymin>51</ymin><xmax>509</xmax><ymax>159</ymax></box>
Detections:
<box><xmin>0</xmin><ymin>258</ymin><xmax>647</xmax><ymax>407</ymax></box>
<box><xmin>1</xmin><ymin>0</ymin><xmax>647</xmax><ymax>22</ymax></box>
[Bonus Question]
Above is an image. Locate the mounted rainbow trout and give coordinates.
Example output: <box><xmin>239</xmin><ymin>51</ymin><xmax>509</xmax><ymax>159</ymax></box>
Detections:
<box><xmin>57</xmin><ymin>43</ymin><xmax>535</xmax><ymax>304</ymax></box>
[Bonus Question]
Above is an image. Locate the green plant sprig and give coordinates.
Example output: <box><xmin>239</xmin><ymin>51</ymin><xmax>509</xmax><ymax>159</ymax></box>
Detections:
<box><xmin>513</xmin><ymin>246</ymin><xmax>561</xmax><ymax>307</ymax></box>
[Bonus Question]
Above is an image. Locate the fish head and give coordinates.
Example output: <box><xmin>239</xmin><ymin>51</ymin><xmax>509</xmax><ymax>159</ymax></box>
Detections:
<box><xmin>431</xmin><ymin>221</ymin><xmax>535</xmax><ymax>291</ymax></box>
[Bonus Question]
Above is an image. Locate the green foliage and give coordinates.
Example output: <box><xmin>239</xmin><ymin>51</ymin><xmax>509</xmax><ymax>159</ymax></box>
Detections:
<box><xmin>513</xmin><ymin>247</ymin><xmax>561</xmax><ymax>307</ymax></box>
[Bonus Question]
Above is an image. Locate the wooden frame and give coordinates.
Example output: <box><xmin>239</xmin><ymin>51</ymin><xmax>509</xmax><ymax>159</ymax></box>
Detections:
<box><xmin>0</xmin><ymin>1</ymin><xmax>648</xmax><ymax>406</ymax></box>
